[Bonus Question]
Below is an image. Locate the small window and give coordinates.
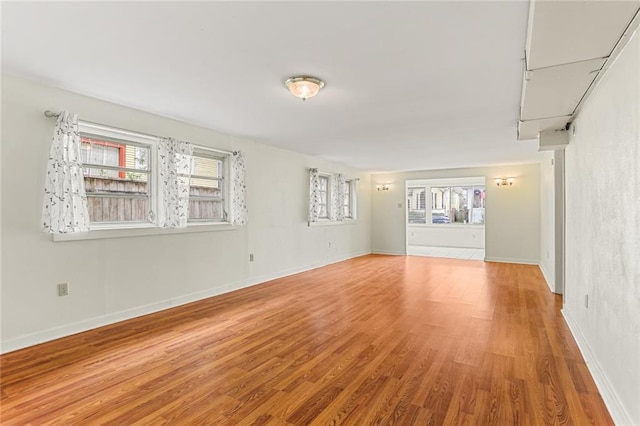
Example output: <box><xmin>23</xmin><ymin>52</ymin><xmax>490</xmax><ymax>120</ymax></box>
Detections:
<box><xmin>80</xmin><ymin>136</ymin><xmax>153</xmax><ymax>224</ymax></box>
<box><xmin>317</xmin><ymin>175</ymin><xmax>329</xmax><ymax>218</ymax></box>
<box><xmin>188</xmin><ymin>149</ymin><xmax>227</xmax><ymax>222</ymax></box>
<box><xmin>343</xmin><ymin>179</ymin><xmax>352</xmax><ymax>218</ymax></box>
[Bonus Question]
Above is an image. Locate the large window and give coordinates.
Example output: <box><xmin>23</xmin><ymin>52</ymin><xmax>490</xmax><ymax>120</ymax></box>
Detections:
<box><xmin>408</xmin><ymin>184</ymin><xmax>485</xmax><ymax>225</ymax></box>
<box><xmin>78</xmin><ymin>122</ymin><xmax>229</xmax><ymax>228</ymax></box>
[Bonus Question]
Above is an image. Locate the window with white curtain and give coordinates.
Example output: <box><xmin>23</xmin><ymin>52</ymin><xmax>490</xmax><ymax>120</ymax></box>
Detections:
<box><xmin>78</xmin><ymin>122</ymin><xmax>230</xmax><ymax>229</ymax></box>
<box><xmin>308</xmin><ymin>172</ymin><xmax>357</xmax><ymax>224</ymax></box>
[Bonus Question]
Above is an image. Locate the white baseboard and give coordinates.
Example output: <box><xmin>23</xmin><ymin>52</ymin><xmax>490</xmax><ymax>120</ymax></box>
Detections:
<box><xmin>371</xmin><ymin>250</ymin><xmax>406</xmax><ymax>256</ymax></box>
<box><xmin>483</xmin><ymin>256</ymin><xmax>539</xmax><ymax>265</ymax></box>
<box><xmin>1</xmin><ymin>250</ymin><xmax>371</xmax><ymax>354</ymax></box>
<box><xmin>539</xmin><ymin>263</ymin><xmax>555</xmax><ymax>293</ymax></box>
<box><xmin>243</xmin><ymin>250</ymin><xmax>371</xmax><ymax>288</ymax></box>
<box><xmin>562</xmin><ymin>308</ymin><xmax>634</xmax><ymax>426</ymax></box>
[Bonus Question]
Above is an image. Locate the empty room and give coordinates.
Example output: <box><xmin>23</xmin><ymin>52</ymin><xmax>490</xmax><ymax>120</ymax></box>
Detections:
<box><xmin>1</xmin><ymin>1</ymin><xmax>639</xmax><ymax>425</ymax></box>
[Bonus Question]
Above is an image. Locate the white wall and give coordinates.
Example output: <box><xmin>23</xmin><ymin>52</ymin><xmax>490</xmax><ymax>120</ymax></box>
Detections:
<box><xmin>563</xmin><ymin>30</ymin><xmax>640</xmax><ymax>425</ymax></box>
<box><xmin>539</xmin><ymin>151</ymin><xmax>555</xmax><ymax>292</ymax></box>
<box><xmin>407</xmin><ymin>226</ymin><xmax>485</xmax><ymax>249</ymax></box>
<box><xmin>0</xmin><ymin>75</ymin><xmax>372</xmax><ymax>352</ymax></box>
<box><xmin>371</xmin><ymin>163</ymin><xmax>541</xmax><ymax>263</ymax></box>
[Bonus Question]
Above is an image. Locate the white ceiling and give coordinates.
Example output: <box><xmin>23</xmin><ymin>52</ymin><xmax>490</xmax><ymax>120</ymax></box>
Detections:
<box><xmin>1</xmin><ymin>1</ymin><xmax>544</xmax><ymax>172</ymax></box>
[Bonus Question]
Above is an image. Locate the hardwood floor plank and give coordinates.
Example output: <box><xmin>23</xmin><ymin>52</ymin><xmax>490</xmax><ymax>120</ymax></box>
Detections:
<box><xmin>0</xmin><ymin>255</ymin><xmax>614</xmax><ymax>424</ymax></box>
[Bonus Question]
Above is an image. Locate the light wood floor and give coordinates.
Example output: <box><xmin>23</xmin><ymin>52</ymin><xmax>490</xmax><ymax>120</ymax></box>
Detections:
<box><xmin>1</xmin><ymin>255</ymin><xmax>612</xmax><ymax>425</ymax></box>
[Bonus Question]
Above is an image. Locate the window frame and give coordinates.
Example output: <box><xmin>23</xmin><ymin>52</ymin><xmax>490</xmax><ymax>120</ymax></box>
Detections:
<box><xmin>317</xmin><ymin>174</ymin><xmax>330</xmax><ymax>220</ymax></box>
<box><xmin>79</xmin><ymin>122</ymin><xmax>158</xmax><ymax>229</ymax></box>
<box><xmin>187</xmin><ymin>146</ymin><xmax>229</xmax><ymax>224</ymax></box>
<box><xmin>406</xmin><ymin>177</ymin><xmax>486</xmax><ymax>228</ymax></box>
<box><xmin>76</xmin><ymin>121</ymin><xmax>233</xmax><ymax>233</ymax></box>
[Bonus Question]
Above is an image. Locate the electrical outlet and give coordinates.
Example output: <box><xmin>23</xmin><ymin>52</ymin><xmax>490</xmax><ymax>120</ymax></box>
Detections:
<box><xmin>397</xmin><ymin>203</ymin><xmax>403</xmax><ymax>208</ymax></box>
<box><xmin>585</xmin><ymin>294</ymin><xmax>589</xmax><ymax>309</ymax></box>
<box><xmin>328</xmin><ymin>242</ymin><xmax>332</xmax><ymax>248</ymax></box>
<box><xmin>249</xmin><ymin>254</ymin><xmax>254</xmax><ymax>262</ymax></box>
<box><xmin>57</xmin><ymin>283</ymin><xmax>69</xmax><ymax>297</ymax></box>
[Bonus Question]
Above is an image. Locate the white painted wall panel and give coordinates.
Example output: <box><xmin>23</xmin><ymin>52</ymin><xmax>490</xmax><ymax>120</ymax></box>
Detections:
<box><xmin>407</xmin><ymin>226</ymin><xmax>484</xmax><ymax>249</ymax></box>
<box><xmin>539</xmin><ymin>152</ymin><xmax>555</xmax><ymax>292</ymax></box>
<box><xmin>564</xmin><ymin>30</ymin><xmax>640</xmax><ymax>425</ymax></box>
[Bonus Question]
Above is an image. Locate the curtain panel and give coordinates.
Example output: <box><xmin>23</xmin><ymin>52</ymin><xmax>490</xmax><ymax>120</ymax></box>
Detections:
<box><xmin>308</xmin><ymin>168</ymin><xmax>321</xmax><ymax>225</ymax></box>
<box><xmin>42</xmin><ymin>111</ymin><xmax>91</xmax><ymax>234</ymax></box>
<box><xmin>157</xmin><ymin>137</ymin><xmax>193</xmax><ymax>228</ymax></box>
<box><xmin>230</xmin><ymin>151</ymin><xmax>248</xmax><ymax>226</ymax></box>
<box><xmin>335</xmin><ymin>173</ymin><xmax>347</xmax><ymax>221</ymax></box>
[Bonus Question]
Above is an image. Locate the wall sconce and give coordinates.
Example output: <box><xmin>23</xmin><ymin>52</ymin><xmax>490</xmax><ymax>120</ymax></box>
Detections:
<box><xmin>376</xmin><ymin>184</ymin><xmax>391</xmax><ymax>191</ymax></box>
<box><xmin>495</xmin><ymin>177</ymin><xmax>515</xmax><ymax>186</ymax></box>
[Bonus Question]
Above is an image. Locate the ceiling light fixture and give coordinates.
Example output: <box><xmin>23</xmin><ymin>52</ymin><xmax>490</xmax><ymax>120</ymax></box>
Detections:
<box><xmin>285</xmin><ymin>75</ymin><xmax>325</xmax><ymax>101</ymax></box>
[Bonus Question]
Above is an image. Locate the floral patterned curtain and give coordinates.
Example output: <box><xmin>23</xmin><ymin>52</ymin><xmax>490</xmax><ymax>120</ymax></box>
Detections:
<box><xmin>308</xmin><ymin>168</ymin><xmax>321</xmax><ymax>225</ymax></box>
<box><xmin>42</xmin><ymin>111</ymin><xmax>91</xmax><ymax>233</ymax></box>
<box><xmin>335</xmin><ymin>174</ymin><xmax>347</xmax><ymax>221</ymax></box>
<box><xmin>230</xmin><ymin>151</ymin><xmax>248</xmax><ymax>226</ymax></box>
<box><xmin>329</xmin><ymin>175</ymin><xmax>340</xmax><ymax>221</ymax></box>
<box><xmin>157</xmin><ymin>137</ymin><xmax>193</xmax><ymax>228</ymax></box>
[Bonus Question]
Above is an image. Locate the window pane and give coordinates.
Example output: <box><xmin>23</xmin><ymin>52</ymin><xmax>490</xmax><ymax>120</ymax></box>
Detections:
<box><xmin>449</xmin><ymin>187</ymin><xmax>468</xmax><ymax>224</ymax></box>
<box><xmin>430</xmin><ymin>187</ymin><xmax>450</xmax><ymax>224</ymax></box>
<box><xmin>343</xmin><ymin>181</ymin><xmax>351</xmax><ymax>217</ymax></box>
<box><xmin>430</xmin><ymin>186</ymin><xmax>485</xmax><ymax>224</ymax></box>
<box><xmin>81</xmin><ymin>137</ymin><xmax>152</xmax><ymax>223</ymax></box>
<box><xmin>469</xmin><ymin>187</ymin><xmax>485</xmax><ymax>224</ymax></box>
<box><xmin>191</xmin><ymin>155</ymin><xmax>221</xmax><ymax>189</ymax></box>
<box><xmin>407</xmin><ymin>187</ymin><xmax>426</xmax><ymax>223</ymax></box>
<box><xmin>319</xmin><ymin>176</ymin><xmax>328</xmax><ymax>191</ymax></box>
<box><xmin>318</xmin><ymin>176</ymin><xmax>329</xmax><ymax>218</ymax></box>
<box><xmin>84</xmin><ymin>168</ymin><xmax>149</xmax><ymax>183</ymax></box>
<box><xmin>81</xmin><ymin>138</ymin><xmax>149</xmax><ymax>171</ymax></box>
<box><xmin>86</xmin><ymin>196</ymin><xmax>149</xmax><ymax>223</ymax></box>
<box><xmin>188</xmin><ymin>199</ymin><xmax>223</xmax><ymax>221</ymax></box>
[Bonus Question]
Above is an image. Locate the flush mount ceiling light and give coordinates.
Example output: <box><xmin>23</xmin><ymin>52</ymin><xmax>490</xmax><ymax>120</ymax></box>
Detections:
<box><xmin>285</xmin><ymin>75</ymin><xmax>325</xmax><ymax>101</ymax></box>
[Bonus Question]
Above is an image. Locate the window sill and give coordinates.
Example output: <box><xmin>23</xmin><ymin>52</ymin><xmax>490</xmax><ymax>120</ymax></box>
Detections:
<box><xmin>52</xmin><ymin>222</ymin><xmax>239</xmax><ymax>242</ymax></box>
<box><xmin>309</xmin><ymin>219</ymin><xmax>357</xmax><ymax>227</ymax></box>
<box><xmin>407</xmin><ymin>223</ymin><xmax>485</xmax><ymax>230</ymax></box>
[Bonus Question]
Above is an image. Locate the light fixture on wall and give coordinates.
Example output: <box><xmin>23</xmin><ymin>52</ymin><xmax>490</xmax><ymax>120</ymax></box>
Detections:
<box><xmin>494</xmin><ymin>177</ymin><xmax>515</xmax><ymax>186</ymax></box>
<box><xmin>376</xmin><ymin>184</ymin><xmax>391</xmax><ymax>191</ymax></box>
<box><xmin>285</xmin><ymin>75</ymin><xmax>325</xmax><ymax>101</ymax></box>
